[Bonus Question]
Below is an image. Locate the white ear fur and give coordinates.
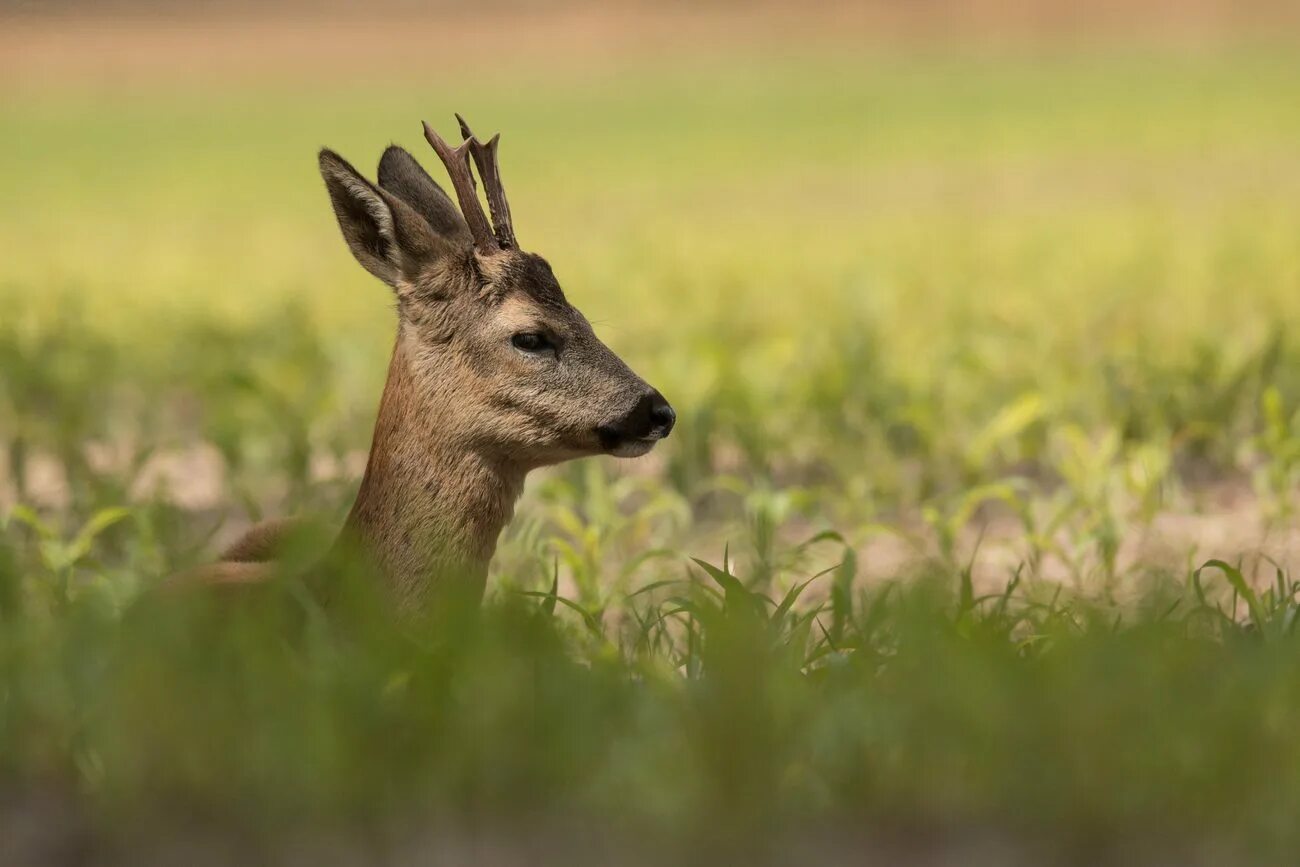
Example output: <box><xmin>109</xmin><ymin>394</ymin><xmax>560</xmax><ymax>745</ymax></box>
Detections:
<box><xmin>319</xmin><ymin>150</ymin><xmax>402</xmax><ymax>286</ymax></box>
<box><xmin>336</xmin><ymin>171</ymin><xmax>395</xmax><ymax>249</ymax></box>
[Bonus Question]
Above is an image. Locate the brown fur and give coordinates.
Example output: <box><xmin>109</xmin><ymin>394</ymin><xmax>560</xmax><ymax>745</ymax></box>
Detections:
<box><xmin>326</xmin><ymin>328</ymin><xmax>526</xmax><ymax>608</ymax></box>
<box><xmin>169</xmin><ymin>129</ymin><xmax>674</xmax><ymax>612</ymax></box>
<box><xmin>218</xmin><ymin>517</ymin><xmax>303</xmax><ymax>563</ymax></box>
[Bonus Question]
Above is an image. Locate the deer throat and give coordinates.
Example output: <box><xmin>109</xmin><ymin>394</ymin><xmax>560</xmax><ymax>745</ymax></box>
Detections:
<box><xmin>339</xmin><ymin>334</ymin><xmax>525</xmax><ymax>609</ymax></box>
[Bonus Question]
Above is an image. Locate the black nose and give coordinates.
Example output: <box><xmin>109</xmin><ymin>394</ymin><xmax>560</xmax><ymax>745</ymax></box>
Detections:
<box><xmin>648</xmin><ymin>393</ymin><xmax>676</xmax><ymax>438</ymax></box>
<box><xmin>597</xmin><ymin>389</ymin><xmax>676</xmax><ymax>449</ymax></box>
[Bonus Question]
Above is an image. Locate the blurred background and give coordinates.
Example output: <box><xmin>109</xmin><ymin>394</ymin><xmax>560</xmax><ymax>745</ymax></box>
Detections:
<box><xmin>4</xmin><ymin>0</ymin><xmax>1300</xmax><ymax>583</ymax></box>
<box><xmin>4</xmin><ymin>2</ymin><xmax>1300</xmax><ymax>863</ymax></box>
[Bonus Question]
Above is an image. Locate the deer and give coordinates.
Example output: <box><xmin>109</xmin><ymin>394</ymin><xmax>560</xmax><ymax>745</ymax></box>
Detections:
<box><xmin>170</xmin><ymin>116</ymin><xmax>675</xmax><ymax>612</ymax></box>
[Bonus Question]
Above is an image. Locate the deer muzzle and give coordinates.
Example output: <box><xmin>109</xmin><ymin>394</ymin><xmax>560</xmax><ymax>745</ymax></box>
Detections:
<box><xmin>597</xmin><ymin>388</ymin><xmax>675</xmax><ymax>457</ymax></box>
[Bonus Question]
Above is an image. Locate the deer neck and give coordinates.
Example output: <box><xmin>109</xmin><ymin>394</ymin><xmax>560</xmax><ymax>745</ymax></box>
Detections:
<box><xmin>338</xmin><ymin>329</ymin><xmax>526</xmax><ymax>608</ymax></box>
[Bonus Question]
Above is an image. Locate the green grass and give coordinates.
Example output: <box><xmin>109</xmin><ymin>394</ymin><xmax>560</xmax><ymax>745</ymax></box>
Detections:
<box><xmin>4</xmin><ymin>39</ymin><xmax>1300</xmax><ymax>861</ymax></box>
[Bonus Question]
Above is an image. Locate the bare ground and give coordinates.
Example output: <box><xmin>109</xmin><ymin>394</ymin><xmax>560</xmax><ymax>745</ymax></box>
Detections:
<box><xmin>3</xmin><ymin>1</ymin><xmax>1298</xmax><ymax>94</ymax></box>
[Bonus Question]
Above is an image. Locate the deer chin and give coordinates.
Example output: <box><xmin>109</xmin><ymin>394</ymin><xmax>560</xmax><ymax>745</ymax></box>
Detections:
<box><xmin>608</xmin><ymin>438</ymin><xmax>658</xmax><ymax>459</ymax></box>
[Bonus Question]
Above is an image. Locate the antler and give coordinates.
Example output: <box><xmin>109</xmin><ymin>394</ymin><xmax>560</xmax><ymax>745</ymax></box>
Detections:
<box><xmin>456</xmin><ymin>114</ymin><xmax>517</xmax><ymax>249</ymax></box>
<box><xmin>422</xmin><ymin>120</ymin><xmax>500</xmax><ymax>253</ymax></box>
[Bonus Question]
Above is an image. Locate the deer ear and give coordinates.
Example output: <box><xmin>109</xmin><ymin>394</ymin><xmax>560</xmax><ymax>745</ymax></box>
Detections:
<box><xmin>377</xmin><ymin>146</ymin><xmax>472</xmax><ymax>246</ymax></box>
<box><xmin>319</xmin><ymin>149</ymin><xmax>454</xmax><ymax>289</ymax></box>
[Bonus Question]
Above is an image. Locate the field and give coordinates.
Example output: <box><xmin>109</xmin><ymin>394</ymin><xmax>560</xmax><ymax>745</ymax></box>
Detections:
<box><xmin>4</xmin><ymin>7</ymin><xmax>1300</xmax><ymax>863</ymax></box>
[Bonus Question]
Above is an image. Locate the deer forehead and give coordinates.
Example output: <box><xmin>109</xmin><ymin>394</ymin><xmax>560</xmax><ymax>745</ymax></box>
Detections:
<box><xmin>492</xmin><ymin>293</ymin><xmax>570</xmax><ymax>333</ymax></box>
<box><xmin>477</xmin><ymin>250</ymin><xmax>565</xmax><ymax>300</ymax></box>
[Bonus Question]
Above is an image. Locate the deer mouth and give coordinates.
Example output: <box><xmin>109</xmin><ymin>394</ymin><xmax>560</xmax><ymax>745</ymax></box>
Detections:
<box><xmin>607</xmin><ymin>437</ymin><xmax>659</xmax><ymax>458</ymax></box>
<box><xmin>596</xmin><ymin>425</ymin><xmax>663</xmax><ymax>458</ymax></box>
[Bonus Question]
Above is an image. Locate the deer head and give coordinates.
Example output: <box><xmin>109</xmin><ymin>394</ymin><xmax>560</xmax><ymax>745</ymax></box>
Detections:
<box><xmin>317</xmin><ymin>116</ymin><xmax>675</xmax><ymax>468</ymax></box>
<box><xmin>166</xmin><ymin>117</ymin><xmax>676</xmax><ymax>609</ymax></box>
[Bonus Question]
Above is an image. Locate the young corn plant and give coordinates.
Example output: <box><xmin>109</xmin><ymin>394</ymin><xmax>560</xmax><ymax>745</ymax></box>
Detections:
<box><xmin>1248</xmin><ymin>386</ymin><xmax>1300</xmax><ymax>527</ymax></box>
<box><xmin>1191</xmin><ymin>558</ymin><xmax>1300</xmax><ymax>642</ymax></box>
<box><xmin>3</xmin><ymin>505</ymin><xmax>134</xmax><ymax>613</ymax></box>
<box><xmin>517</xmin><ymin>459</ymin><xmax>689</xmax><ymax>616</ymax></box>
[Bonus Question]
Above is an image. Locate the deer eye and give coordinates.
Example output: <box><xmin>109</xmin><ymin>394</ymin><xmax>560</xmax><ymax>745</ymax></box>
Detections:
<box><xmin>511</xmin><ymin>332</ymin><xmax>554</xmax><ymax>354</ymax></box>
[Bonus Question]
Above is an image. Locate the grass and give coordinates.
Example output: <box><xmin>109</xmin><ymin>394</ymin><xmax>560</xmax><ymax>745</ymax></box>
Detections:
<box><xmin>4</xmin><ymin>29</ymin><xmax>1300</xmax><ymax>862</ymax></box>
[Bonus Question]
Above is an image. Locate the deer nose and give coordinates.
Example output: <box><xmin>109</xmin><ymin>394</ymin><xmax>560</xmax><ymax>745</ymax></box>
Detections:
<box><xmin>647</xmin><ymin>393</ymin><xmax>676</xmax><ymax>439</ymax></box>
<box><xmin>597</xmin><ymin>389</ymin><xmax>676</xmax><ymax>449</ymax></box>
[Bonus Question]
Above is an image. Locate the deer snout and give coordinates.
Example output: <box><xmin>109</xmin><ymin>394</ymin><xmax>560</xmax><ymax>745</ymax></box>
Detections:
<box><xmin>597</xmin><ymin>388</ymin><xmax>675</xmax><ymax>456</ymax></box>
<box><xmin>648</xmin><ymin>394</ymin><xmax>677</xmax><ymax>439</ymax></box>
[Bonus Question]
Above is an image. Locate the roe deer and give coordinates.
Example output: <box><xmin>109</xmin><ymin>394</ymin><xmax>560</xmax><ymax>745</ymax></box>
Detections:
<box><xmin>175</xmin><ymin>116</ymin><xmax>674</xmax><ymax>610</ymax></box>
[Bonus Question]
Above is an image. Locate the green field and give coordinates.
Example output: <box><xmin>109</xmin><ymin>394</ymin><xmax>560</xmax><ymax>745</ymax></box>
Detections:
<box><xmin>5</xmin><ymin>29</ymin><xmax>1300</xmax><ymax>862</ymax></box>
